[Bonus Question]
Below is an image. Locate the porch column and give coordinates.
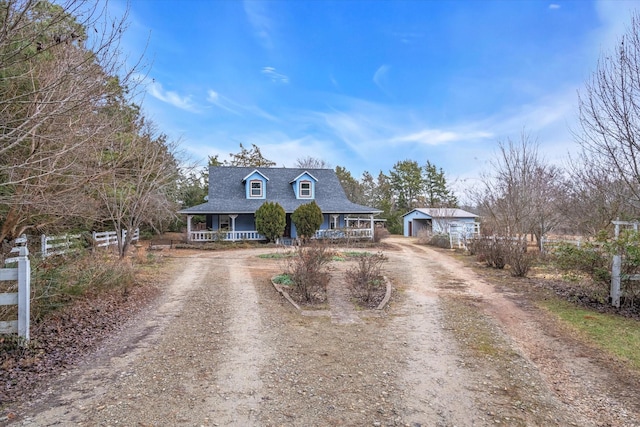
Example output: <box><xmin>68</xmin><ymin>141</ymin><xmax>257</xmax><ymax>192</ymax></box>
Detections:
<box><xmin>370</xmin><ymin>214</ymin><xmax>374</xmax><ymax>241</ymax></box>
<box><xmin>229</xmin><ymin>214</ymin><xmax>238</xmax><ymax>241</ymax></box>
<box><xmin>186</xmin><ymin>215</ymin><xmax>192</xmax><ymax>242</ymax></box>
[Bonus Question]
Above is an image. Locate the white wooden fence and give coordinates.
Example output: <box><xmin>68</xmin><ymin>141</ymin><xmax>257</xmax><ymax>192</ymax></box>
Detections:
<box><xmin>540</xmin><ymin>237</ymin><xmax>583</xmax><ymax>254</ymax></box>
<box><xmin>40</xmin><ymin>228</ymin><xmax>140</xmax><ymax>257</ymax></box>
<box><xmin>41</xmin><ymin>233</ymin><xmax>82</xmax><ymax>258</ymax></box>
<box><xmin>0</xmin><ymin>235</ymin><xmax>30</xmax><ymax>340</ymax></box>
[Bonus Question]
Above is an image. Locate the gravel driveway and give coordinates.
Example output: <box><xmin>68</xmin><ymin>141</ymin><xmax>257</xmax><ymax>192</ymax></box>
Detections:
<box><xmin>13</xmin><ymin>238</ymin><xmax>640</xmax><ymax>426</ymax></box>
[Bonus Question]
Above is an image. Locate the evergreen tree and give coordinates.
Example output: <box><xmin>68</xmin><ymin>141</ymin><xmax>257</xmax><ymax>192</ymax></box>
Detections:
<box><xmin>255</xmin><ymin>202</ymin><xmax>286</xmax><ymax>243</ymax></box>
<box><xmin>335</xmin><ymin>166</ymin><xmax>364</xmax><ymax>204</ymax></box>
<box><xmin>423</xmin><ymin>161</ymin><xmax>458</xmax><ymax>207</ymax></box>
<box><xmin>390</xmin><ymin>160</ymin><xmax>424</xmax><ymax>211</ymax></box>
<box><xmin>292</xmin><ymin>201</ymin><xmax>323</xmax><ymax>242</ymax></box>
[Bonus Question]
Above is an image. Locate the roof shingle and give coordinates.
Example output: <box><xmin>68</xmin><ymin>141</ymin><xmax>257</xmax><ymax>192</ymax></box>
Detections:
<box><xmin>179</xmin><ymin>167</ymin><xmax>381</xmax><ymax>215</ymax></box>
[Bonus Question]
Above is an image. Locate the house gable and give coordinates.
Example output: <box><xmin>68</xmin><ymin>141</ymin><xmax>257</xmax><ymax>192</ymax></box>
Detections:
<box><xmin>290</xmin><ymin>171</ymin><xmax>318</xmax><ymax>200</ymax></box>
<box><xmin>242</xmin><ymin>170</ymin><xmax>269</xmax><ymax>200</ymax></box>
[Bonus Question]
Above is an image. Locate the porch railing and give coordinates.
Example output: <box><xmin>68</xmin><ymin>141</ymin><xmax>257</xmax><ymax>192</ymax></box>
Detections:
<box><xmin>313</xmin><ymin>228</ymin><xmax>372</xmax><ymax>240</ymax></box>
<box><xmin>188</xmin><ymin>227</ymin><xmax>373</xmax><ymax>242</ymax></box>
<box><xmin>189</xmin><ymin>230</ymin><xmax>265</xmax><ymax>242</ymax></box>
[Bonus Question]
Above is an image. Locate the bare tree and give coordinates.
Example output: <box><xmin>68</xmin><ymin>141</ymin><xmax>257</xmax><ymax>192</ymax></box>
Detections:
<box><xmin>295</xmin><ymin>156</ymin><xmax>330</xmax><ymax>169</ymax></box>
<box><xmin>0</xmin><ymin>0</ymin><xmax>143</xmax><ymax>241</ymax></box>
<box><xmin>226</xmin><ymin>143</ymin><xmax>275</xmax><ymax>167</ymax></box>
<box><xmin>562</xmin><ymin>153</ymin><xmax>632</xmax><ymax>235</ymax></box>
<box><xmin>93</xmin><ymin>121</ymin><xmax>180</xmax><ymax>258</ymax></box>
<box><xmin>474</xmin><ymin>132</ymin><xmax>564</xmax><ymax>246</ymax></box>
<box><xmin>575</xmin><ymin>11</ymin><xmax>640</xmax><ymax>215</ymax></box>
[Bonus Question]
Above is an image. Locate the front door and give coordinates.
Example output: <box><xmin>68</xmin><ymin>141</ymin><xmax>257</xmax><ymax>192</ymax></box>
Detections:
<box><xmin>284</xmin><ymin>214</ymin><xmax>292</xmax><ymax>238</ymax></box>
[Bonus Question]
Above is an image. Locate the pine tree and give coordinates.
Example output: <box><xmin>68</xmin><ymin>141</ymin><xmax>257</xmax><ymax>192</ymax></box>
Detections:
<box><xmin>423</xmin><ymin>161</ymin><xmax>458</xmax><ymax>207</ymax></box>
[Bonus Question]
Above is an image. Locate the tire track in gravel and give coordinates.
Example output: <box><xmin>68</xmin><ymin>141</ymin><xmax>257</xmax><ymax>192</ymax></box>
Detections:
<box><xmin>384</xmin><ymin>244</ymin><xmax>481</xmax><ymax>426</ymax></box>
<box><xmin>205</xmin><ymin>254</ymin><xmax>271</xmax><ymax>425</ymax></box>
<box><xmin>400</xmin><ymin>240</ymin><xmax>640</xmax><ymax>427</ymax></box>
<box><xmin>17</xmin><ymin>254</ymin><xmax>213</xmax><ymax>426</ymax></box>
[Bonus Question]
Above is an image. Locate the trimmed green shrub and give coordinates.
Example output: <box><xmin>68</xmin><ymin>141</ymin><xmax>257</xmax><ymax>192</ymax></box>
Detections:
<box><xmin>291</xmin><ymin>201</ymin><xmax>323</xmax><ymax>242</ymax></box>
<box><xmin>255</xmin><ymin>201</ymin><xmax>286</xmax><ymax>243</ymax></box>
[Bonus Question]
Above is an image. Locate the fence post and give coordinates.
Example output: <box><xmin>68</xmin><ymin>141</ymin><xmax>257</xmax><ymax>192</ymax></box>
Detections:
<box><xmin>41</xmin><ymin>234</ymin><xmax>46</xmax><ymax>258</ymax></box>
<box><xmin>12</xmin><ymin>235</ymin><xmax>30</xmax><ymax>340</ymax></box>
<box><xmin>611</xmin><ymin>254</ymin><xmax>621</xmax><ymax>309</ymax></box>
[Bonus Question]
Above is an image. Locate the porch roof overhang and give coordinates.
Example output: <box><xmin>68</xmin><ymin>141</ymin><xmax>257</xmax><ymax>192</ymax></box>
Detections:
<box><xmin>179</xmin><ymin>200</ymin><xmax>382</xmax><ymax>216</ymax></box>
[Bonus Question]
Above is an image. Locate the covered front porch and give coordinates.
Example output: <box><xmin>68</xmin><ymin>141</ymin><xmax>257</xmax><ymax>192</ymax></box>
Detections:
<box><xmin>184</xmin><ymin>213</ymin><xmax>379</xmax><ymax>243</ymax></box>
<box><xmin>186</xmin><ymin>214</ymin><xmax>265</xmax><ymax>242</ymax></box>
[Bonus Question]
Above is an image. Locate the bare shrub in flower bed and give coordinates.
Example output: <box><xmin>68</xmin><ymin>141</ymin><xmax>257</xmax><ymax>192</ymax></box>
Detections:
<box><xmin>284</xmin><ymin>243</ymin><xmax>331</xmax><ymax>303</ymax></box>
<box><xmin>504</xmin><ymin>238</ymin><xmax>537</xmax><ymax>277</ymax></box>
<box><xmin>469</xmin><ymin>237</ymin><xmax>507</xmax><ymax>269</ymax></box>
<box><xmin>346</xmin><ymin>252</ymin><xmax>387</xmax><ymax>308</ymax></box>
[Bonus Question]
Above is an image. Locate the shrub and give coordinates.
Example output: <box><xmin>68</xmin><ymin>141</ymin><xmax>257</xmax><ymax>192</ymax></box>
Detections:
<box><xmin>428</xmin><ymin>233</ymin><xmax>451</xmax><ymax>249</ymax></box>
<box><xmin>346</xmin><ymin>252</ymin><xmax>387</xmax><ymax>305</ymax></box>
<box><xmin>504</xmin><ymin>239</ymin><xmax>536</xmax><ymax>277</ymax></box>
<box><xmin>272</xmin><ymin>273</ymin><xmax>294</xmax><ymax>286</ymax></box>
<box><xmin>20</xmin><ymin>251</ymin><xmax>135</xmax><ymax>322</ymax></box>
<box><xmin>291</xmin><ymin>201</ymin><xmax>323</xmax><ymax>242</ymax></box>
<box><xmin>284</xmin><ymin>243</ymin><xmax>331</xmax><ymax>302</ymax></box>
<box><xmin>255</xmin><ymin>201</ymin><xmax>286</xmax><ymax>243</ymax></box>
<box><xmin>552</xmin><ymin>242</ymin><xmax>610</xmax><ymax>284</ymax></box>
<box><xmin>470</xmin><ymin>237</ymin><xmax>507</xmax><ymax>269</ymax></box>
<box><xmin>373</xmin><ymin>227</ymin><xmax>390</xmax><ymax>243</ymax></box>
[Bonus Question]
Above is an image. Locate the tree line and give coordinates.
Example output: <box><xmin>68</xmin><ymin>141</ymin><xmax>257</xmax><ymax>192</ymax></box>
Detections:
<box><xmin>4</xmin><ymin>0</ymin><xmax>640</xmax><ymax>255</ymax></box>
<box><xmin>0</xmin><ymin>0</ymin><xmax>180</xmax><ymax>257</ymax></box>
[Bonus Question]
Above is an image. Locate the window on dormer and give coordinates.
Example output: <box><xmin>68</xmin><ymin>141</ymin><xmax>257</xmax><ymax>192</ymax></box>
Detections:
<box><xmin>300</xmin><ymin>181</ymin><xmax>311</xmax><ymax>198</ymax></box>
<box><xmin>250</xmin><ymin>180</ymin><xmax>263</xmax><ymax>198</ymax></box>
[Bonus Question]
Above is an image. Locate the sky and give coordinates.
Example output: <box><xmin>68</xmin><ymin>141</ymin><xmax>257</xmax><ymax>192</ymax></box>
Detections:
<box><xmin>109</xmin><ymin>0</ymin><xmax>640</xmax><ymax>194</ymax></box>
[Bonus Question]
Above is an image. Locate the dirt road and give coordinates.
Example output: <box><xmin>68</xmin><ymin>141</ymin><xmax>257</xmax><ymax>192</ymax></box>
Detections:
<box><xmin>13</xmin><ymin>238</ymin><xmax>640</xmax><ymax>426</ymax></box>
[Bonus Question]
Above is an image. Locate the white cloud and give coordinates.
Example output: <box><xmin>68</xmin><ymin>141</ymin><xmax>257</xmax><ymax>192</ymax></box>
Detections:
<box><xmin>593</xmin><ymin>1</ymin><xmax>640</xmax><ymax>55</ymax></box>
<box><xmin>205</xmin><ymin>88</ymin><xmax>279</xmax><ymax>121</ymax></box>
<box><xmin>391</xmin><ymin>129</ymin><xmax>493</xmax><ymax>145</ymax></box>
<box><xmin>206</xmin><ymin>90</ymin><xmax>219</xmax><ymax>102</ymax></box>
<box><xmin>548</xmin><ymin>4</ymin><xmax>561</xmax><ymax>10</ymax></box>
<box><xmin>206</xmin><ymin>89</ymin><xmax>242</xmax><ymax>115</ymax></box>
<box><xmin>373</xmin><ymin>64</ymin><xmax>391</xmax><ymax>96</ymax></box>
<box><xmin>329</xmin><ymin>73</ymin><xmax>340</xmax><ymax>90</ymax></box>
<box><xmin>147</xmin><ymin>81</ymin><xmax>198</xmax><ymax>112</ymax></box>
<box><xmin>243</xmin><ymin>0</ymin><xmax>274</xmax><ymax>50</ymax></box>
<box><xmin>261</xmin><ymin>66</ymin><xmax>290</xmax><ymax>83</ymax></box>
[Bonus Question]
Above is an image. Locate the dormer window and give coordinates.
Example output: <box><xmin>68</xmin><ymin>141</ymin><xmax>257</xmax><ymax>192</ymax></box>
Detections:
<box><xmin>250</xmin><ymin>180</ymin><xmax>263</xmax><ymax>198</ymax></box>
<box><xmin>290</xmin><ymin>171</ymin><xmax>318</xmax><ymax>200</ymax></box>
<box><xmin>243</xmin><ymin>170</ymin><xmax>269</xmax><ymax>199</ymax></box>
<box><xmin>300</xmin><ymin>181</ymin><xmax>312</xmax><ymax>198</ymax></box>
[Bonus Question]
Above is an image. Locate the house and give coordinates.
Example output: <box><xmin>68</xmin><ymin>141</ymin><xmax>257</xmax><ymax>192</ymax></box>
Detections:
<box><xmin>403</xmin><ymin>208</ymin><xmax>480</xmax><ymax>239</ymax></box>
<box><xmin>179</xmin><ymin>166</ymin><xmax>382</xmax><ymax>242</ymax></box>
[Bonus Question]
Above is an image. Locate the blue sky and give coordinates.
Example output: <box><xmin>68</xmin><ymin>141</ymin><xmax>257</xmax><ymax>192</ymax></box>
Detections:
<box><xmin>112</xmin><ymin>0</ymin><xmax>640</xmax><ymax>192</ymax></box>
